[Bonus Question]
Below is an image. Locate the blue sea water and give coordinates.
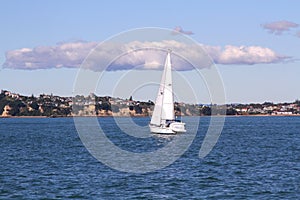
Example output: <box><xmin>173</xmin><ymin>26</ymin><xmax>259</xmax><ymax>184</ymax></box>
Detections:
<box><xmin>0</xmin><ymin>116</ymin><xmax>299</xmax><ymax>199</ymax></box>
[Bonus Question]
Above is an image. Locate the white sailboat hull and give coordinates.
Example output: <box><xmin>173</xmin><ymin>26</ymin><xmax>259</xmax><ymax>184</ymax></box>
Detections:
<box><xmin>149</xmin><ymin>122</ymin><xmax>186</xmax><ymax>134</ymax></box>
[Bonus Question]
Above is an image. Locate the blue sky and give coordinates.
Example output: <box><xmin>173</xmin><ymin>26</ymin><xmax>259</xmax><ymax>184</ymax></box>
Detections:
<box><xmin>0</xmin><ymin>0</ymin><xmax>299</xmax><ymax>103</ymax></box>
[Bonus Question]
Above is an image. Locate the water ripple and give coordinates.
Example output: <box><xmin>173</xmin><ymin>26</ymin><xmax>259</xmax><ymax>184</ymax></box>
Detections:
<box><xmin>0</xmin><ymin>116</ymin><xmax>299</xmax><ymax>199</ymax></box>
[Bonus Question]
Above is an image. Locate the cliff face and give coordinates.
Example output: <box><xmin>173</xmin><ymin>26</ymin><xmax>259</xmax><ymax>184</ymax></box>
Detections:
<box><xmin>1</xmin><ymin>105</ymin><xmax>11</xmax><ymax>117</ymax></box>
<box><xmin>72</xmin><ymin>104</ymin><xmax>153</xmax><ymax>117</ymax></box>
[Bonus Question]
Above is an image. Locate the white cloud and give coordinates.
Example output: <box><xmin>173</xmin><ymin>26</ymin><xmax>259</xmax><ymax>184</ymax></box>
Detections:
<box><xmin>172</xmin><ymin>26</ymin><xmax>194</xmax><ymax>35</ymax></box>
<box><xmin>262</xmin><ymin>20</ymin><xmax>299</xmax><ymax>35</ymax></box>
<box><xmin>3</xmin><ymin>40</ymin><xmax>290</xmax><ymax>71</ymax></box>
<box><xmin>4</xmin><ymin>41</ymin><xmax>97</xmax><ymax>70</ymax></box>
<box><xmin>204</xmin><ymin>45</ymin><xmax>289</xmax><ymax>65</ymax></box>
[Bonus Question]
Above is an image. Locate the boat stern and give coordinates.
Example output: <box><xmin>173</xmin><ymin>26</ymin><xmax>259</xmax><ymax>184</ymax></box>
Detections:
<box><xmin>170</xmin><ymin>122</ymin><xmax>186</xmax><ymax>133</ymax></box>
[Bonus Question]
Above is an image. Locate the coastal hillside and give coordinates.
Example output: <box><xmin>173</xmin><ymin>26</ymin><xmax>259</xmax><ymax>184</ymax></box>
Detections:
<box><xmin>1</xmin><ymin>90</ymin><xmax>300</xmax><ymax>117</ymax></box>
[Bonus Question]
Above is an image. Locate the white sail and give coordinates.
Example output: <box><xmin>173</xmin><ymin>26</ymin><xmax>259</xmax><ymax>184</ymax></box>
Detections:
<box><xmin>161</xmin><ymin>52</ymin><xmax>175</xmax><ymax>121</ymax></box>
<box><xmin>150</xmin><ymin>82</ymin><xmax>163</xmax><ymax>126</ymax></box>
<box><xmin>150</xmin><ymin>53</ymin><xmax>168</xmax><ymax>126</ymax></box>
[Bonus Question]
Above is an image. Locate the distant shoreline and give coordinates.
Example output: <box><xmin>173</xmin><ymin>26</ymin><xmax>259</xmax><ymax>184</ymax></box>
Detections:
<box><xmin>1</xmin><ymin>114</ymin><xmax>300</xmax><ymax>119</ymax></box>
<box><xmin>1</xmin><ymin>89</ymin><xmax>300</xmax><ymax>118</ymax></box>
<box><xmin>0</xmin><ymin>116</ymin><xmax>48</xmax><ymax>119</ymax></box>
<box><xmin>225</xmin><ymin>114</ymin><xmax>300</xmax><ymax>117</ymax></box>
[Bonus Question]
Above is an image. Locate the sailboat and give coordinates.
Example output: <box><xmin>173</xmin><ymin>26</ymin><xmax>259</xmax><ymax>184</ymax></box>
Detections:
<box><xmin>149</xmin><ymin>50</ymin><xmax>186</xmax><ymax>134</ymax></box>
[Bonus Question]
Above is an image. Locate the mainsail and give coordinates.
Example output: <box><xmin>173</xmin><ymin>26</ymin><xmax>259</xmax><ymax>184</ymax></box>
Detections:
<box><xmin>150</xmin><ymin>51</ymin><xmax>175</xmax><ymax>126</ymax></box>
